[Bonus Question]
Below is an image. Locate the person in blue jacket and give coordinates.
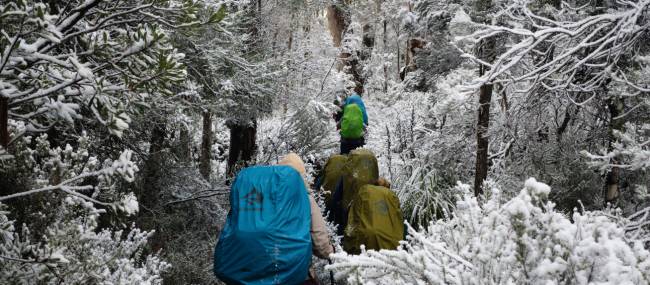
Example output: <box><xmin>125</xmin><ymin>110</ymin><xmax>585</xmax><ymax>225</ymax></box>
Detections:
<box><xmin>334</xmin><ymin>92</ymin><xmax>368</xmax><ymax>154</ymax></box>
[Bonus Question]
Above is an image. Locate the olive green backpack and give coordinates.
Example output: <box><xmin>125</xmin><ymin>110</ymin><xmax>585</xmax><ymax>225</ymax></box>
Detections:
<box><xmin>344</xmin><ymin>185</ymin><xmax>404</xmax><ymax>254</ymax></box>
<box><xmin>341</xmin><ymin>149</ymin><xmax>379</xmax><ymax>209</ymax></box>
<box><xmin>320</xmin><ymin>154</ymin><xmax>348</xmax><ymax>203</ymax></box>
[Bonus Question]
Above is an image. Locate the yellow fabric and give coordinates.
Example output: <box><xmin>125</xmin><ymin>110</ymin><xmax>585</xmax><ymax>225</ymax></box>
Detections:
<box><xmin>321</xmin><ymin>154</ymin><xmax>348</xmax><ymax>203</ymax></box>
<box><xmin>344</xmin><ymin>185</ymin><xmax>403</xmax><ymax>254</ymax></box>
<box><xmin>341</xmin><ymin>149</ymin><xmax>379</xmax><ymax>209</ymax></box>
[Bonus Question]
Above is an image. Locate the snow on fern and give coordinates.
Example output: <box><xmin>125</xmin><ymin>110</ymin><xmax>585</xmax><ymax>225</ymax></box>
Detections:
<box><xmin>328</xmin><ymin>178</ymin><xmax>650</xmax><ymax>284</ymax></box>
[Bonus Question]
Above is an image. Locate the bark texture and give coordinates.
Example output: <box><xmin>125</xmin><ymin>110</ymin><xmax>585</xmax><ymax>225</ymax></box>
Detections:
<box><xmin>474</xmin><ymin>82</ymin><xmax>494</xmax><ymax>196</ymax></box>
<box><xmin>326</xmin><ymin>5</ymin><xmax>348</xmax><ymax>47</ymax></box>
<box><xmin>0</xmin><ymin>97</ymin><xmax>8</xmax><ymax>149</ymax></box>
<box><xmin>604</xmin><ymin>97</ymin><xmax>625</xmax><ymax>205</ymax></box>
<box><xmin>227</xmin><ymin>120</ymin><xmax>257</xmax><ymax>178</ymax></box>
<box><xmin>142</xmin><ymin>121</ymin><xmax>167</xmax><ymax>210</ymax></box>
<box><xmin>199</xmin><ymin>111</ymin><xmax>212</xmax><ymax>180</ymax></box>
<box><xmin>400</xmin><ymin>38</ymin><xmax>426</xmax><ymax>80</ymax></box>
<box><xmin>473</xmin><ymin>36</ymin><xmax>496</xmax><ymax>197</ymax></box>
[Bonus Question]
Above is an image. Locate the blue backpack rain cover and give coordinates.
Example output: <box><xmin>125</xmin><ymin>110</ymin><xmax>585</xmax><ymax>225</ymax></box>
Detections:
<box><xmin>214</xmin><ymin>165</ymin><xmax>312</xmax><ymax>285</ymax></box>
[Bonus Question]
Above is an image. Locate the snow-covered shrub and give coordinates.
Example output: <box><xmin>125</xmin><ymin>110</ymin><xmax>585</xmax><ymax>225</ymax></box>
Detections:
<box><xmin>0</xmin><ymin>197</ymin><xmax>169</xmax><ymax>284</ymax></box>
<box><xmin>397</xmin><ymin>167</ymin><xmax>455</xmax><ymax>228</ymax></box>
<box><xmin>0</xmin><ymin>131</ymin><xmax>139</xmax><ymax>212</ymax></box>
<box><xmin>328</xmin><ymin>178</ymin><xmax>650</xmax><ymax>284</ymax></box>
<box><xmin>367</xmin><ymin>71</ymin><xmax>475</xmax><ymax>228</ymax></box>
<box><xmin>141</xmin><ymin>167</ymin><xmax>228</xmax><ymax>285</ymax></box>
<box><xmin>0</xmin><ymin>127</ymin><xmax>170</xmax><ymax>283</ymax></box>
<box><xmin>257</xmin><ymin>101</ymin><xmax>338</xmax><ymax>165</ymax></box>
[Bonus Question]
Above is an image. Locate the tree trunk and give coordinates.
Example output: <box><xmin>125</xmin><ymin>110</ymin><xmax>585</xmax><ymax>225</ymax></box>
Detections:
<box><xmin>383</xmin><ymin>20</ymin><xmax>388</xmax><ymax>93</ymax></box>
<box><xmin>0</xmin><ymin>97</ymin><xmax>8</xmax><ymax>149</ymax></box>
<box><xmin>326</xmin><ymin>5</ymin><xmax>348</xmax><ymax>47</ymax></box>
<box><xmin>604</xmin><ymin>97</ymin><xmax>625</xmax><ymax>205</ymax></box>
<box><xmin>227</xmin><ymin>120</ymin><xmax>257</xmax><ymax>178</ymax></box>
<box><xmin>397</xmin><ymin>38</ymin><xmax>401</xmax><ymax>81</ymax></box>
<box><xmin>556</xmin><ymin>105</ymin><xmax>579</xmax><ymax>142</ymax></box>
<box><xmin>473</xmin><ymin>39</ymin><xmax>496</xmax><ymax>196</ymax></box>
<box><xmin>474</xmin><ymin>82</ymin><xmax>493</xmax><ymax>196</ymax></box>
<box><xmin>178</xmin><ymin>126</ymin><xmax>192</xmax><ymax>164</ymax></box>
<box><xmin>141</xmin><ymin>121</ymin><xmax>166</xmax><ymax>210</ymax></box>
<box><xmin>472</xmin><ymin>0</ymin><xmax>496</xmax><ymax>197</ymax></box>
<box><xmin>360</xmin><ymin>23</ymin><xmax>375</xmax><ymax>61</ymax></box>
<box><xmin>327</xmin><ymin>3</ymin><xmax>366</xmax><ymax>94</ymax></box>
<box><xmin>199</xmin><ymin>111</ymin><xmax>212</xmax><ymax>180</ymax></box>
<box><xmin>401</xmin><ymin>38</ymin><xmax>426</xmax><ymax>80</ymax></box>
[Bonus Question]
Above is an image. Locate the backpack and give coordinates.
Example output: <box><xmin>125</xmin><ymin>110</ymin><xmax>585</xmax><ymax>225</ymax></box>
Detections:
<box><xmin>341</xmin><ymin>149</ymin><xmax>379</xmax><ymax>209</ymax></box>
<box><xmin>330</xmin><ymin>149</ymin><xmax>379</xmax><ymax>235</ymax></box>
<box><xmin>320</xmin><ymin>154</ymin><xmax>348</xmax><ymax>204</ymax></box>
<box><xmin>214</xmin><ymin>166</ymin><xmax>312</xmax><ymax>285</ymax></box>
<box><xmin>343</xmin><ymin>185</ymin><xmax>404</xmax><ymax>254</ymax></box>
<box><xmin>344</xmin><ymin>94</ymin><xmax>368</xmax><ymax>125</ymax></box>
<box><xmin>340</xmin><ymin>103</ymin><xmax>365</xmax><ymax>139</ymax></box>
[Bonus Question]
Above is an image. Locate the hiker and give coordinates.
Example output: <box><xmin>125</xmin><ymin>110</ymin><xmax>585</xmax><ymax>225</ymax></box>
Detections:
<box><xmin>313</xmin><ymin>154</ymin><xmax>347</xmax><ymax>205</ymax></box>
<box><xmin>278</xmin><ymin>153</ymin><xmax>335</xmax><ymax>261</ymax></box>
<box><xmin>335</xmin><ymin>92</ymin><xmax>368</xmax><ymax>154</ymax></box>
<box><xmin>213</xmin><ymin>153</ymin><xmax>333</xmax><ymax>285</ymax></box>
<box><xmin>329</xmin><ymin>149</ymin><xmax>379</xmax><ymax>236</ymax></box>
<box><xmin>343</xmin><ymin>176</ymin><xmax>403</xmax><ymax>254</ymax></box>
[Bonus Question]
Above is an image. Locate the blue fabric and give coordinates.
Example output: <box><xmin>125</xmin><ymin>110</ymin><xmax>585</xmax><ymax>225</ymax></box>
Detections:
<box><xmin>214</xmin><ymin>166</ymin><xmax>312</xmax><ymax>285</ymax></box>
<box><xmin>344</xmin><ymin>94</ymin><xmax>368</xmax><ymax>125</ymax></box>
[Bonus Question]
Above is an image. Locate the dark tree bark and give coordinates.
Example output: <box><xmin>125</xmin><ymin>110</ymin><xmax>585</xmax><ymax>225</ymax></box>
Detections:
<box><xmin>326</xmin><ymin>4</ymin><xmax>348</xmax><ymax>47</ymax></box>
<box><xmin>397</xmin><ymin>38</ymin><xmax>401</xmax><ymax>81</ymax></box>
<box><xmin>472</xmin><ymin>0</ymin><xmax>496</xmax><ymax>197</ymax></box>
<box><xmin>556</xmin><ymin>105</ymin><xmax>580</xmax><ymax>142</ymax></box>
<box><xmin>474</xmin><ymin>81</ymin><xmax>494</xmax><ymax>196</ymax></box>
<box><xmin>604</xmin><ymin>97</ymin><xmax>625</xmax><ymax>205</ymax></box>
<box><xmin>227</xmin><ymin>120</ymin><xmax>257</xmax><ymax>177</ymax></box>
<box><xmin>0</xmin><ymin>97</ymin><xmax>8</xmax><ymax>149</ymax></box>
<box><xmin>200</xmin><ymin>111</ymin><xmax>212</xmax><ymax>180</ymax></box>
<box><xmin>327</xmin><ymin>3</ymin><xmax>366</xmax><ymax>94</ymax></box>
<box><xmin>383</xmin><ymin>19</ymin><xmax>388</xmax><ymax>93</ymax></box>
<box><xmin>400</xmin><ymin>38</ymin><xmax>426</xmax><ymax>80</ymax></box>
<box><xmin>178</xmin><ymin>127</ymin><xmax>191</xmax><ymax>164</ymax></box>
<box><xmin>141</xmin><ymin>121</ymin><xmax>167</xmax><ymax>210</ymax></box>
<box><xmin>472</xmin><ymin>38</ymin><xmax>496</xmax><ymax>196</ymax></box>
<box><xmin>360</xmin><ymin>23</ymin><xmax>375</xmax><ymax>62</ymax></box>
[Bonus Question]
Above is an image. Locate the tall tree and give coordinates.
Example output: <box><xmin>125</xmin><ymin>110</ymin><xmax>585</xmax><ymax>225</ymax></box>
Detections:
<box><xmin>472</xmin><ymin>0</ymin><xmax>496</xmax><ymax>196</ymax></box>
<box><xmin>200</xmin><ymin>111</ymin><xmax>213</xmax><ymax>180</ymax></box>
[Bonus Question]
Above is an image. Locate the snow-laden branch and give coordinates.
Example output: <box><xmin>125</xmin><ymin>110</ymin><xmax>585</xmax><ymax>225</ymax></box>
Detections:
<box><xmin>0</xmin><ymin>0</ymin><xmax>220</xmax><ymax>139</ymax></box>
<box><xmin>456</xmin><ymin>0</ymin><xmax>650</xmax><ymax>95</ymax></box>
<box><xmin>0</xmin><ymin>149</ymin><xmax>138</xmax><ymax>208</ymax></box>
<box><xmin>582</xmin><ymin>122</ymin><xmax>650</xmax><ymax>171</ymax></box>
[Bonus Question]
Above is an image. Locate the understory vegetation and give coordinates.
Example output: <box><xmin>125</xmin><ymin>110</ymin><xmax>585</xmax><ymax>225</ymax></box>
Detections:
<box><xmin>0</xmin><ymin>0</ymin><xmax>649</xmax><ymax>284</ymax></box>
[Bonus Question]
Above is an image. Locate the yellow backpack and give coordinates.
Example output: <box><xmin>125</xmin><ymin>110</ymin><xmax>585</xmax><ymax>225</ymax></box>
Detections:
<box><xmin>344</xmin><ymin>185</ymin><xmax>404</xmax><ymax>254</ymax></box>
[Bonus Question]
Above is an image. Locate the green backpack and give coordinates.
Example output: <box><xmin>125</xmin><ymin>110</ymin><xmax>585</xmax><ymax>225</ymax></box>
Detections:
<box><xmin>341</xmin><ymin>149</ymin><xmax>379</xmax><ymax>209</ymax></box>
<box><xmin>344</xmin><ymin>185</ymin><xmax>404</xmax><ymax>254</ymax></box>
<box><xmin>340</xmin><ymin>103</ymin><xmax>365</xmax><ymax>139</ymax></box>
<box><xmin>321</xmin><ymin>154</ymin><xmax>348</xmax><ymax>204</ymax></box>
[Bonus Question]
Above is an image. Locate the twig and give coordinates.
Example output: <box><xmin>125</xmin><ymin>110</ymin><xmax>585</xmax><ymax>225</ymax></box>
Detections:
<box><xmin>317</xmin><ymin>58</ymin><xmax>337</xmax><ymax>98</ymax></box>
<box><xmin>165</xmin><ymin>190</ymin><xmax>230</xmax><ymax>206</ymax></box>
